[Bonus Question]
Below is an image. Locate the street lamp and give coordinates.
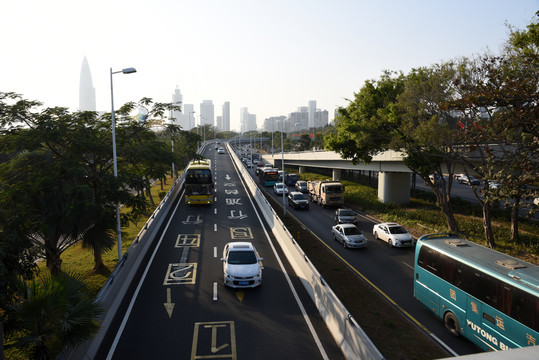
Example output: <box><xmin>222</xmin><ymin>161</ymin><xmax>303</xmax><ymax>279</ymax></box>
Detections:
<box><xmin>281</xmin><ymin>121</ymin><xmax>300</xmax><ymax>216</ymax></box>
<box><xmin>110</xmin><ymin>66</ymin><xmax>137</xmax><ymax>261</ymax></box>
<box><xmin>170</xmin><ymin>100</ymin><xmax>182</xmax><ymax>183</ymax></box>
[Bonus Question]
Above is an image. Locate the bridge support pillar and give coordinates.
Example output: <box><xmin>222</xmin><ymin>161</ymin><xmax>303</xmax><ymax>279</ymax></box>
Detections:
<box><xmin>378</xmin><ymin>172</ymin><xmax>410</xmax><ymax>204</ymax></box>
<box><xmin>332</xmin><ymin>169</ymin><xmax>342</xmax><ymax>181</ymax></box>
<box><xmin>298</xmin><ymin>166</ymin><xmax>305</xmax><ymax>174</ymax></box>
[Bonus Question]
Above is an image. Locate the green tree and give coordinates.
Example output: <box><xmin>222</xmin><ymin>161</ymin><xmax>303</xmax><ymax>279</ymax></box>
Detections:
<box><xmin>3</xmin><ymin>273</ymin><xmax>102</xmax><ymax>360</ymax></box>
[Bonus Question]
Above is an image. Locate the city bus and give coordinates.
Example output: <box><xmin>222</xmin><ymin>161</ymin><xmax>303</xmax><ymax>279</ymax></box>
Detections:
<box><xmin>258</xmin><ymin>168</ymin><xmax>279</xmax><ymax>187</ymax></box>
<box><xmin>414</xmin><ymin>233</ymin><xmax>539</xmax><ymax>352</ymax></box>
<box><xmin>184</xmin><ymin>159</ymin><xmax>214</xmax><ymax>205</ymax></box>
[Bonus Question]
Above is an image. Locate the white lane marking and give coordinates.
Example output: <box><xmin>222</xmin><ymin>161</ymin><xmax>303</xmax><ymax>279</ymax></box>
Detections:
<box><xmin>214</xmin><ymin>208</ymin><xmax>217</xmax><ymax>215</ymax></box>
<box><xmin>214</xmin><ymin>246</ymin><xmax>217</xmax><ymax>258</ymax></box>
<box><xmin>106</xmin><ymin>189</ymin><xmax>185</xmax><ymax>359</ymax></box>
<box><xmin>230</xmin><ymin>157</ymin><xmax>330</xmax><ymax>360</ymax></box>
<box><xmin>214</xmin><ymin>224</ymin><xmax>217</xmax><ymax>231</ymax></box>
<box><xmin>213</xmin><ymin>282</ymin><xmax>218</xmax><ymax>301</ymax></box>
<box><xmin>402</xmin><ymin>261</ymin><xmax>414</xmax><ymax>271</ymax></box>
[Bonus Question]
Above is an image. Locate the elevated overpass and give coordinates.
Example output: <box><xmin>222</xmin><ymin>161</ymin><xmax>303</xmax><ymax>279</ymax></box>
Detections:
<box><xmin>262</xmin><ymin>150</ymin><xmax>413</xmax><ymax>204</ymax></box>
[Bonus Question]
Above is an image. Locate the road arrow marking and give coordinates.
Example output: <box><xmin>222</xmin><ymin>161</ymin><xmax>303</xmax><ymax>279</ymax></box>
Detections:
<box><xmin>236</xmin><ymin>291</ymin><xmax>245</xmax><ymax>303</ymax></box>
<box><xmin>164</xmin><ymin>288</ymin><xmax>175</xmax><ymax>318</ymax></box>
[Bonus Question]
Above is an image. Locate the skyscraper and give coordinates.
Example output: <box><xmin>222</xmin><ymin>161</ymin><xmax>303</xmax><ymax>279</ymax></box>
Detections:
<box><xmin>200</xmin><ymin>100</ymin><xmax>214</xmax><ymax>126</ymax></box>
<box><xmin>222</xmin><ymin>101</ymin><xmax>230</xmax><ymax>131</ymax></box>
<box><xmin>79</xmin><ymin>56</ymin><xmax>96</xmax><ymax>111</ymax></box>
<box><xmin>171</xmin><ymin>86</ymin><xmax>183</xmax><ymax>125</ymax></box>
<box><xmin>308</xmin><ymin>100</ymin><xmax>316</xmax><ymax>129</ymax></box>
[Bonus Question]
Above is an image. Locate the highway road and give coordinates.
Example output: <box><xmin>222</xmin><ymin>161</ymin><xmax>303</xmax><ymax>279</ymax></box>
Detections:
<box><xmin>98</xmin><ymin>146</ymin><xmax>345</xmax><ymax>360</ymax></box>
<box><xmin>245</xmin><ymin>165</ymin><xmax>483</xmax><ymax>357</ymax></box>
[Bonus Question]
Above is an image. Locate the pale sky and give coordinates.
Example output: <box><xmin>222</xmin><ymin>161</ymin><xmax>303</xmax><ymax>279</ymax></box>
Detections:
<box><xmin>2</xmin><ymin>0</ymin><xmax>537</xmax><ymax>131</ymax></box>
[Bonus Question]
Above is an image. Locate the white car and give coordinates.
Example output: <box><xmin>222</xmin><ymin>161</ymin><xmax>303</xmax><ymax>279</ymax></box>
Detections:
<box><xmin>332</xmin><ymin>224</ymin><xmax>367</xmax><ymax>248</ymax></box>
<box><xmin>217</xmin><ymin>147</ymin><xmax>225</xmax><ymax>154</ymax></box>
<box><xmin>221</xmin><ymin>242</ymin><xmax>263</xmax><ymax>288</ymax></box>
<box><xmin>273</xmin><ymin>182</ymin><xmax>288</xmax><ymax>195</ymax></box>
<box><xmin>373</xmin><ymin>222</ymin><xmax>414</xmax><ymax>247</ymax></box>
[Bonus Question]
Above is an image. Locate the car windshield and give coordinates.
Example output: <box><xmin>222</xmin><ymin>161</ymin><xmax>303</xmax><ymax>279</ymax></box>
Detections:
<box><xmin>388</xmin><ymin>226</ymin><xmax>407</xmax><ymax>234</ymax></box>
<box><xmin>339</xmin><ymin>210</ymin><xmax>354</xmax><ymax>216</ymax></box>
<box><xmin>293</xmin><ymin>194</ymin><xmax>306</xmax><ymax>200</ymax></box>
<box><xmin>228</xmin><ymin>251</ymin><xmax>257</xmax><ymax>264</ymax></box>
<box><xmin>343</xmin><ymin>227</ymin><xmax>360</xmax><ymax>235</ymax></box>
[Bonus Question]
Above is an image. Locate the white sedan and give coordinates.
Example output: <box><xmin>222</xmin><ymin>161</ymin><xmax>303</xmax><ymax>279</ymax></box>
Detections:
<box><xmin>373</xmin><ymin>223</ymin><xmax>414</xmax><ymax>247</ymax></box>
<box><xmin>221</xmin><ymin>242</ymin><xmax>263</xmax><ymax>288</ymax></box>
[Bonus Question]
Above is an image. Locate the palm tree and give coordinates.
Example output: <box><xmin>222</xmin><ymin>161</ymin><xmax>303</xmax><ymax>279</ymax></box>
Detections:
<box><xmin>3</xmin><ymin>273</ymin><xmax>103</xmax><ymax>360</ymax></box>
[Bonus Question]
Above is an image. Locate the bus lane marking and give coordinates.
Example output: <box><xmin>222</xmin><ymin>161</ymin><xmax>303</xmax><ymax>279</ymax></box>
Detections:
<box><xmin>175</xmin><ymin>234</ymin><xmax>201</xmax><ymax>248</ymax></box>
<box><xmin>163</xmin><ymin>263</ymin><xmax>197</xmax><ymax>285</ymax></box>
<box><xmin>230</xmin><ymin>227</ymin><xmax>253</xmax><ymax>240</ymax></box>
<box><xmin>190</xmin><ymin>321</ymin><xmax>236</xmax><ymax>360</ymax></box>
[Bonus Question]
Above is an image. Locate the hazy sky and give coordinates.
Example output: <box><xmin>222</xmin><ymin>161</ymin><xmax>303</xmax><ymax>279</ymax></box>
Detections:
<box><xmin>2</xmin><ymin>0</ymin><xmax>537</xmax><ymax>131</ymax></box>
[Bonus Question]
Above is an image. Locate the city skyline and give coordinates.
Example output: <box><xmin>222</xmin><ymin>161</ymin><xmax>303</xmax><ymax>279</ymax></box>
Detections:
<box><xmin>2</xmin><ymin>1</ymin><xmax>537</xmax><ymax>132</ymax></box>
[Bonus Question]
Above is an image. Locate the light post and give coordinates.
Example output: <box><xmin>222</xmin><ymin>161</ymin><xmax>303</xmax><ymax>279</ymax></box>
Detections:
<box><xmin>110</xmin><ymin>66</ymin><xmax>137</xmax><ymax>261</ymax></box>
<box><xmin>280</xmin><ymin>121</ymin><xmax>300</xmax><ymax>216</ymax></box>
<box><xmin>170</xmin><ymin>100</ymin><xmax>182</xmax><ymax>183</ymax></box>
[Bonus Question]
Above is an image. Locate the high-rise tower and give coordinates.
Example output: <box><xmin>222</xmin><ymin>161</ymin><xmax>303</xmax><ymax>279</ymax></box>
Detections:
<box><xmin>79</xmin><ymin>56</ymin><xmax>96</xmax><ymax>111</ymax></box>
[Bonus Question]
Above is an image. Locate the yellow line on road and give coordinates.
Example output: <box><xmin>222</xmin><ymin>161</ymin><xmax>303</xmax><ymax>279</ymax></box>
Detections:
<box><xmin>287</xmin><ymin>211</ymin><xmax>430</xmax><ymax>333</ymax></box>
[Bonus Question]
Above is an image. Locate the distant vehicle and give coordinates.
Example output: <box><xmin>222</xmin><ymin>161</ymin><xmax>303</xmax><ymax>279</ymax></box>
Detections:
<box><xmin>287</xmin><ymin>191</ymin><xmax>309</xmax><ymax>210</ymax></box>
<box><xmin>221</xmin><ymin>242</ymin><xmax>263</xmax><ymax>288</ymax></box>
<box><xmin>307</xmin><ymin>180</ymin><xmax>345</xmax><ymax>207</ymax></box>
<box><xmin>373</xmin><ymin>222</ymin><xmax>414</xmax><ymax>247</ymax></box>
<box><xmin>295</xmin><ymin>180</ymin><xmax>308</xmax><ymax>193</ymax></box>
<box><xmin>273</xmin><ymin>182</ymin><xmax>289</xmax><ymax>195</ymax></box>
<box><xmin>285</xmin><ymin>173</ymin><xmax>298</xmax><ymax>186</ymax></box>
<box><xmin>428</xmin><ymin>174</ymin><xmax>445</xmax><ymax>187</ymax></box>
<box><xmin>458</xmin><ymin>175</ymin><xmax>480</xmax><ymax>186</ymax></box>
<box><xmin>259</xmin><ymin>168</ymin><xmax>279</xmax><ymax>186</ymax></box>
<box><xmin>245</xmin><ymin>160</ymin><xmax>253</xmax><ymax>168</ymax></box>
<box><xmin>334</xmin><ymin>208</ymin><xmax>357</xmax><ymax>224</ymax></box>
<box><xmin>332</xmin><ymin>224</ymin><xmax>367</xmax><ymax>248</ymax></box>
<box><xmin>217</xmin><ymin>147</ymin><xmax>225</xmax><ymax>154</ymax></box>
<box><xmin>414</xmin><ymin>233</ymin><xmax>539</xmax><ymax>351</ymax></box>
<box><xmin>486</xmin><ymin>180</ymin><xmax>501</xmax><ymax>189</ymax></box>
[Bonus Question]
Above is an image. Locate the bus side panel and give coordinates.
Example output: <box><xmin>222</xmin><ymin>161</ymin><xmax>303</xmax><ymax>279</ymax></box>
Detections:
<box><xmin>414</xmin><ymin>270</ymin><xmax>441</xmax><ymax>316</ymax></box>
<box><xmin>414</xmin><ymin>269</ymin><xmax>467</xmax><ymax>335</ymax></box>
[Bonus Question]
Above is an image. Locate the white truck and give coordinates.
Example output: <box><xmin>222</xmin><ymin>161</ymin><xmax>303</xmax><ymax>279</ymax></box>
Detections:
<box><xmin>307</xmin><ymin>180</ymin><xmax>345</xmax><ymax>207</ymax></box>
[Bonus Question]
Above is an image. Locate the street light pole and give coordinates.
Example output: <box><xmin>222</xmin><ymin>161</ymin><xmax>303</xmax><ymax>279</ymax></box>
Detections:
<box><xmin>170</xmin><ymin>100</ymin><xmax>182</xmax><ymax>183</ymax></box>
<box><xmin>110</xmin><ymin>66</ymin><xmax>137</xmax><ymax>261</ymax></box>
<box><xmin>281</xmin><ymin>120</ymin><xmax>286</xmax><ymax>216</ymax></box>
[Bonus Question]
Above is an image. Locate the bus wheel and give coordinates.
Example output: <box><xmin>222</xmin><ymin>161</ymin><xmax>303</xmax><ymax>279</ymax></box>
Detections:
<box><xmin>444</xmin><ymin>312</ymin><xmax>460</xmax><ymax>337</ymax></box>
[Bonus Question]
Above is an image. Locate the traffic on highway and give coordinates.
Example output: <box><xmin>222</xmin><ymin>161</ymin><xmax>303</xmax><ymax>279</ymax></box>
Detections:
<box><xmin>99</xmin><ymin>144</ymin><xmax>344</xmax><ymax>360</ymax></box>
<box><xmin>240</xmin><ymin>148</ymin><xmax>485</xmax><ymax>357</ymax></box>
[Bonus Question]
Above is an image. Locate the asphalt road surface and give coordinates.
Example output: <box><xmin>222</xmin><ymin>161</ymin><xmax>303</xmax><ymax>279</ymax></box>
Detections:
<box><xmin>100</xmin><ymin>146</ymin><xmax>345</xmax><ymax>360</ymax></box>
<box><xmin>251</xmin><ymin>166</ymin><xmax>483</xmax><ymax>357</ymax></box>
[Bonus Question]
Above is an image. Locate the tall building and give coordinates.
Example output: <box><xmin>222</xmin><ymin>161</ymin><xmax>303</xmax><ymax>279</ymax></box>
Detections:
<box><xmin>200</xmin><ymin>100</ymin><xmax>214</xmax><ymax>126</ymax></box>
<box><xmin>222</xmin><ymin>101</ymin><xmax>230</xmax><ymax>132</ymax></box>
<box><xmin>240</xmin><ymin>107</ymin><xmax>257</xmax><ymax>132</ymax></box>
<box><xmin>264</xmin><ymin>116</ymin><xmax>286</xmax><ymax>132</ymax></box>
<box><xmin>308</xmin><ymin>100</ymin><xmax>316</xmax><ymax>129</ymax></box>
<box><xmin>171</xmin><ymin>87</ymin><xmax>183</xmax><ymax>125</ymax></box>
<box><xmin>216</xmin><ymin>116</ymin><xmax>223</xmax><ymax>131</ymax></box>
<box><xmin>183</xmin><ymin>104</ymin><xmax>195</xmax><ymax>130</ymax></box>
<box><xmin>79</xmin><ymin>56</ymin><xmax>96</xmax><ymax>111</ymax></box>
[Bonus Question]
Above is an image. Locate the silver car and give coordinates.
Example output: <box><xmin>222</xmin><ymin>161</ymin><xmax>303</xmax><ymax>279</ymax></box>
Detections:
<box><xmin>221</xmin><ymin>242</ymin><xmax>263</xmax><ymax>288</ymax></box>
<box><xmin>332</xmin><ymin>224</ymin><xmax>367</xmax><ymax>248</ymax></box>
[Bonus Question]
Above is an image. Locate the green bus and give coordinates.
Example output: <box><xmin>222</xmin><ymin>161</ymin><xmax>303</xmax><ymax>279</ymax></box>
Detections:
<box><xmin>414</xmin><ymin>233</ymin><xmax>539</xmax><ymax>352</ymax></box>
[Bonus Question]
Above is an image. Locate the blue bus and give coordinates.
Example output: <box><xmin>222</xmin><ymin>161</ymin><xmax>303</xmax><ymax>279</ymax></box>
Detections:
<box><xmin>259</xmin><ymin>168</ymin><xmax>279</xmax><ymax>187</ymax></box>
<box><xmin>414</xmin><ymin>233</ymin><xmax>538</xmax><ymax>352</ymax></box>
